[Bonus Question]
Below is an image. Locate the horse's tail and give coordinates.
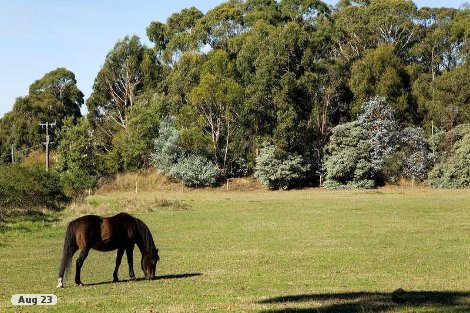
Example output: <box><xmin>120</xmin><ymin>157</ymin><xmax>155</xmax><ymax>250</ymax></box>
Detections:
<box><xmin>58</xmin><ymin>221</ymin><xmax>78</xmax><ymax>280</ymax></box>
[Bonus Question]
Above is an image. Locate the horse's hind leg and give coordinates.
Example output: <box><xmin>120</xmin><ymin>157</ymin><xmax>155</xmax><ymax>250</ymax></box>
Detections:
<box><xmin>75</xmin><ymin>248</ymin><xmax>90</xmax><ymax>286</ymax></box>
<box><xmin>126</xmin><ymin>245</ymin><xmax>136</xmax><ymax>280</ymax></box>
<box><xmin>113</xmin><ymin>249</ymin><xmax>125</xmax><ymax>282</ymax></box>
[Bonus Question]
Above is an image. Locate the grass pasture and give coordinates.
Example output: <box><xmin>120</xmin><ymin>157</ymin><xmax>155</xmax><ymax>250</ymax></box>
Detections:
<box><xmin>0</xmin><ymin>188</ymin><xmax>469</xmax><ymax>312</ymax></box>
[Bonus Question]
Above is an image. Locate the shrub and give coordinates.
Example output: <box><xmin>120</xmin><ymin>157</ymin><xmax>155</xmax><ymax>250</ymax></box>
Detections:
<box><xmin>358</xmin><ymin>96</ymin><xmax>399</xmax><ymax>182</ymax></box>
<box><xmin>323</xmin><ymin>121</ymin><xmax>375</xmax><ymax>189</ymax></box>
<box><xmin>399</xmin><ymin>127</ymin><xmax>434</xmax><ymax>182</ymax></box>
<box><xmin>151</xmin><ymin>116</ymin><xmax>184</xmax><ymax>174</ymax></box>
<box><xmin>59</xmin><ymin>168</ymin><xmax>97</xmax><ymax>201</ymax></box>
<box><xmin>151</xmin><ymin>117</ymin><xmax>219</xmax><ymax>187</ymax></box>
<box><xmin>169</xmin><ymin>154</ymin><xmax>219</xmax><ymax>187</ymax></box>
<box><xmin>0</xmin><ymin>164</ymin><xmax>67</xmax><ymax>214</ymax></box>
<box><xmin>254</xmin><ymin>143</ymin><xmax>310</xmax><ymax>190</ymax></box>
<box><xmin>426</xmin><ymin>125</ymin><xmax>470</xmax><ymax>188</ymax></box>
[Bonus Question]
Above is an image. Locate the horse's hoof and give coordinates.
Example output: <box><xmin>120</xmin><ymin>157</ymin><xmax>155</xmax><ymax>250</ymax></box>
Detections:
<box><xmin>113</xmin><ymin>278</ymin><xmax>119</xmax><ymax>283</ymax></box>
<box><xmin>57</xmin><ymin>278</ymin><xmax>64</xmax><ymax>288</ymax></box>
<box><xmin>56</xmin><ymin>284</ymin><xmax>64</xmax><ymax>289</ymax></box>
<box><xmin>76</xmin><ymin>283</ymin><xmax>84</xmax><ymax>287</ymax></box>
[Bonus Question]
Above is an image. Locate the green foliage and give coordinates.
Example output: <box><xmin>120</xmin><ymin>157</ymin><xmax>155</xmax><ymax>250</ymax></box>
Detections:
<box><xmin>184</xmin><ymin>50</ymin><xmax>244</xmax><ymax>173</ymax></box>
<box><xmin>87</xmin><ymin>35</ymin><xmax>160</xmax><ymax>130</ymax></box>
<box><xmin>3</xmin><ymin>1</ymin><xmax>470</xmax><ymax>193</ymax></box>
<box><xmin>325</xmin><ymin>101</ymin><xmax>434</xmax><ymax>187</ymax></box>
<box><xmin>0</xmin><ymin>164</ymin><xmax>66</xmax><ymax>213</ymax></box>
<box><xmin>254</xmin><ymin>142</ymin><xmax>310</xmax><ymax>190</ymax></box>
<box><xmin>55</xmin><ymin>117</ymin><xmax>98</xmax><ymax>200</ymax></box>
<box><xmin>323</xmin><ymin>121</ymin><xmax>375</xmax><ymax>189</ymax></box>
<box><xmin>399</xmin><ymin>127</ymin><xmax>434</xmax><ymax>181</ymax></box>
<box><xmin>358</xmin><ymin>96</ymin><xmax>399</xmax><ymax>182</ymax></box>
<box><xmin>115</xmin><ymin>95</ymin><xmax>161</xmax><ymax>170</ymax></box>
<box><xmin>151</xmin><ymin>116</ymin><xmax>219</xmax><ymax>187</ymax></box>
<box><xmin>147</xmin><ymin>7</ymin><xmax>203</xmax><ymax>64</ymax></box>
<box><xmin>349</xmin><ymin>44</ymin><xmax>413</xmax><ymax>121</ymax></box>
<box><xmin>169</xmin><ymin>154</ymin><xmax>219</xmax><ymax>187</ymax></box>
<box><xmin>0</xmin><ymin>68</ymin><xmax>83</xmax><ymax>163</ymax></box>
<box><xmin>429</xmin><ymin>63</ymin><xmax>470</xmax><ymax>130</ymax></box>
<box><xmin>193</xmin><ymin>1</ymin><xmax>244</xmax><ymax>51</ymax></box>
<box><xmin>151</xmin><ymin>116</ymin><xmax>183</xmax><ymax>174</ymax></box>
<box><xmin>426</xmin><ymin>124</ymin><xmax>470</xmax><ymax>188</ymax></box>
<box><xmin>243</xmin><ymin>0</ymin><xmax>282</xmax><ymax>26</ymax></box>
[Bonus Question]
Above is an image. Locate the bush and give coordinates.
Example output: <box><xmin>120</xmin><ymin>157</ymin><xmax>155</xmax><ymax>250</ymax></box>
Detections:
<box><xmin>399</xmin><ymin>127</ymin><xmax>434</xmax><ymax>182</ymax></box>
<box><xmin>169</xmin><ymin>154</ymin><xmax>219</xmax><ymax>187</ymax></box>
<box><xmin>151</xmin><ymin>117</ymin><xmax>219</xmax><ymax>187</ymax></box>
<box><xmin>426</xmin><ymin>125</ymin><xmax>470</xmax><ymax>188</ymax></box>
<box><xmin>0</xmin><ymin>164</ymin><xmax>67</xmax><ymax>214</ymax></box>
<box><xmin>151</xmin><ymin>116</ymin><xmax>184</xmax><ymax>174</ymax></box>
<box><xmin>323</xmin><ymin>121</ymin><xmax>375</xmax><ymax>189</ymax></box>
<box><xmin>254</xmin><ymin>143</ymin><xmax>310</xmax><ymax>190</ymax></box>
<box><xmin>358</xmin><ymin>96</ymin><xmax>399</xmax><ymax>183</ymax></box>
<box><xmin>59</xmin><ymin>168</ymin><xmax>97</xmax><ymax>201</ymax></box>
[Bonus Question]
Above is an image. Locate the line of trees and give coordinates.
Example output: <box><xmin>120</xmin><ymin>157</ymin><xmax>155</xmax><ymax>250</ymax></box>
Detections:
<box><xmin>1</xmin><ymin>0</ymin><xmax>469</xmax><ymax>198</ymax></box>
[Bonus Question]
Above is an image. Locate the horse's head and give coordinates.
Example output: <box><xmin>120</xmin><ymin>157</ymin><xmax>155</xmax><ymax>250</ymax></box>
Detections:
<box><xmin>142</xmin><ymin>248</ymin><xmax>159</xmax><ymax>280</ymax></box>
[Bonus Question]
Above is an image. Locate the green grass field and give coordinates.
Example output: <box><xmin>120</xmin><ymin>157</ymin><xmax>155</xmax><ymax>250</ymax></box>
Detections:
<box><xmin>0</xmin><ymin>188</ymin><xmax>469</xmax><ymax>312</ymax></box>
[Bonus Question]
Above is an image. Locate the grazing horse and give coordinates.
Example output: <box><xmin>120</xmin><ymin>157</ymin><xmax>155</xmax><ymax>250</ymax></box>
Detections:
<box><xmin>57</xmin><ymin>213</ymin><xmax>159</xmax><ymax>288</ymax></box>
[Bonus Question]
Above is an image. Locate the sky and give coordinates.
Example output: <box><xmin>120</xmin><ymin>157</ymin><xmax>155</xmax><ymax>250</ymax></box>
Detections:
<box><xmin>0</xmin><ymin>0</ymin><xmax>467</xmax><ymax>119</ymax></box>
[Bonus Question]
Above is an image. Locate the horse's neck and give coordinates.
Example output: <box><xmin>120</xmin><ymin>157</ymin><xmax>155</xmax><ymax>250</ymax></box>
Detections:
<box><xmin>135</xmin><ymin>232</ymin><xmax>154</xmax><ymax>255</ymax></box>
<box><xmin>134</xmin><ymin>219</ymin><xmax>155</xmax><ymax>255</ymax></box>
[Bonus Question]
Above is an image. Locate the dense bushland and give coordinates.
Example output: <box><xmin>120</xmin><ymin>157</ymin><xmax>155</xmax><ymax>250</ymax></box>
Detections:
<box><xmin>1</xmin><ymin>0</ymin><xmax>469</xmax><ymax>193</ymax></box>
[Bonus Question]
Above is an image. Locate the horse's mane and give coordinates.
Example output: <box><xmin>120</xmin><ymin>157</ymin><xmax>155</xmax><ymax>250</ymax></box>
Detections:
<box><xmin>134</xmin><ymin>218</ymin><xmax>157</xmax><ymax>255</ymax></box>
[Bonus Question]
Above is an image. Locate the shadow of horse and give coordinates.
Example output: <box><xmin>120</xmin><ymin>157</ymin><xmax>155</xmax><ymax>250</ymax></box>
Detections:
<box><xmin>259</xmin><ymin>290</ymin><xmax>470</xmax><ymax>312</ymax></box>
<box><xmin>84</xmin><ymin>273</ymin><xmax>203</xmax><ymax>287</ymax></box>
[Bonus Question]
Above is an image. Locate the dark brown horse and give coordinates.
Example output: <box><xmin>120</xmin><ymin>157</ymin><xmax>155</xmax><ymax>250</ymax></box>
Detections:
<box><xmin>57</xmin><ymin>213</ymin><xmax>159</xmax><ymax>288</ymax></box>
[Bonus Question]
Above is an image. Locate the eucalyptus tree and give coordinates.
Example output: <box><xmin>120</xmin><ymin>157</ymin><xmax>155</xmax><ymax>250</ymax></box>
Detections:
<box><xmin>349</xmin><ymin>44</ymin><xmax>414</xmax><ymax>122</ymax></box>
<box><xmin>399</xmin><ymin>127</ymin><xmax>433</xmax><ymax>183</ymax></box>
<box><xmin>87</xmin><ymin>35</ymin><xmax>160</xmax><ymax>131</ymax></box>
<box><xmin>183</xmin><ymin>50</ymin><xmax>244</xmax><ymax>174</ymax></box>
<box><xmin>411</xmin><ymin>7</ymin><xmax>470</xmax><ymax>130</ymax></box>
<box><xmin>147</xmin><ymin>7</ymin><xmax>203</xmax><ymax>65</ymax></box>
<box><xmin>0</xmin><ymin>68</ymin><xmax>83</xmax><ymax>163</ymax></box>
<box><xmin>323</xmin><ymin>120</ymin><xmax>375</xmax><ymax>189</ymax></box>
<box><xmin>428</xmin><ymin>62</ymin><xmax>470</xmax><ymax>131</ymax></box>
<box><xmin>427</xmin><ymin>124</ymin><xmax>470</xmax><ymax>188</ymax></box>
<box><xmin>280</xmin><ymin>0</ymin><xmax>330</xmax><ymax>25</ymax></box>
<box><xmin>358</xmin><ymin>96</ymin><xmax>399</xmax><ymax>182</ymax></box>
<box><xmin>243</xmin><ymin>0</ymin><xmax>282</xmax><ymax>26</ymax></box>
<box><xmin>193</xmin><ymin>1</ymin><xmax>245</xmax><ymax>52</ymax></box>
<box><xmin>160</xmin><ymin>52</ymin><xmax>205</xmax><ymax>114</ymax></box>
<box><xmin>28</xmin><ymin>67</ymin><xmax>83</xmax><ymax>122</ymax></box>
<box><xmin>413</xmin><ymin>8</ymin><xmax>465</xmax><ymax>80</ymax></box>
<box><xmin>242</xmin><ymin>4</ymin><xmax>340</xmax><ymax>177</ymax></box>
<box><xmin>332</xmin><ymin>0</ymin><xmax>419</xmax><ymax>61</ymax></box>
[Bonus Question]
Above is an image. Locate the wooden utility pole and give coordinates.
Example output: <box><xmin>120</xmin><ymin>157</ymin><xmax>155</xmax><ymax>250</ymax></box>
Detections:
<box><xmin>40</xmin><ymin>121</ymin><xmax>56</xmax><ymax>171</ymax></box>
<box><xmin>11</xmin><ymin>144</ymin><xmax>15</xmax><ymax>164</ymax></box>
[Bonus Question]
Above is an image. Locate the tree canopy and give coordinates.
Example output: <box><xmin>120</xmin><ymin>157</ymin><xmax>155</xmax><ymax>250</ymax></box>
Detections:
<box><xmin>1</xmin><ymin>0</ymin><xmax>469</xmax><ymax>192</ymax></box>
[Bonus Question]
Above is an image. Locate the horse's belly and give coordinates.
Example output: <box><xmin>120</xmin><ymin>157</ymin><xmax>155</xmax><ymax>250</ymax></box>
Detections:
<box><xmin>92</xmin><ymin>241</ymin><xmax>118</xmax><ymax>252</ymax></box>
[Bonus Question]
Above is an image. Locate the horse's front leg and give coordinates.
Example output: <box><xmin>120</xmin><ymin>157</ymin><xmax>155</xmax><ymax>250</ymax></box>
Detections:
<box><xmin>75</xmin><ymin>248</ymin><xmax>90</xmax><ymax>286</ymax></box>
<box><xmin>113</xmin><ymin>248</ymin><xmax>125</xmax><ymax>282</ymax></box>
<box><xmin>126</xmin><ymin>245</ymin><xmax>136</xmax><ymax>280</ymax></box>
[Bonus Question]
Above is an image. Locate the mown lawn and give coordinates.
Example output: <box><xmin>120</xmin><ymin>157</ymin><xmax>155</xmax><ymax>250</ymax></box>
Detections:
<box><xmin>0</xmin><ymin>188</ymin><xmax>469</xmax><ymax>312</ymax></box>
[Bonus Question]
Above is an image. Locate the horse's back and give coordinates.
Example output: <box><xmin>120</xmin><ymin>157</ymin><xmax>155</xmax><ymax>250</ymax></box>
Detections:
<box><xmin>70</xmin><ymin>215</ymin><xmax>101</xmax><ymax>249</ymax></box>
<box><xmin>69</xmin><ymin>213</ymin><xmax>138</xmax><ymax>251</ymax></box>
